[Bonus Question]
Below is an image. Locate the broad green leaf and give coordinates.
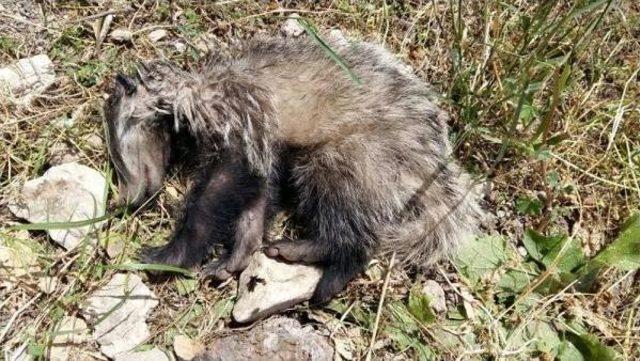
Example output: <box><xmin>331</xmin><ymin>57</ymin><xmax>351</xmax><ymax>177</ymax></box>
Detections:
<box><xmin>565</xmin><ymin>332</ymin><xmax>617</xmax><ymax>361</ymax></box>
<box><xmin>387</xmin><ymin>301</ymin><xmax>418</xmax><ymax>333</ymax></box>
<box><xmin>454</xmin><ymin>235</ymin><xmax>509</xmax><ymax>285</ymax></box>
<box><xmin>516</xmin><ymin>196</ymin><xmax>544</xmax><ymax>215</ymax></box>
<box><xmin>175</xmin><ymin>278</ymin><xmax>198</xmax><ymax>295</ymax></box>
<box><xmin>386</xmin><ymin>299</ymin><xmax>437</xmax><ymax>361</ymax></box>
<box><xmin>519</xmin><ymin>103</ymin><xmax>536</xmax><ymax>123</ymax></box>
<box><xmin>504</xmin><ymin>320</ymin><xmax>562</xmax><ymax>357</ymax></box>
<box><xmin>498</xmin><ymin>263</ymin><xmax>539</xmax><ymax>295</ymax></box>
<box><xmin>528</xmin><ymin>321</ymin><xmax>562</xmax><ymax>355</ymax></box>
<box><xmin>522</xmin><ymin>230</ymin><xmax>585</xmax><ymax>273</ymax></box>
<box><xmin>513</xmin><ymin>292</ymin><xmax>543</xmax><ymax>314</ymax></box>
<box><xmin>557</xmin><ymin>340</ymin><xmax>585</xmax><ymax>361</ymax></box>
<box><xmin>386</xmin><ymin>326</ymin><xmax>436</xmax><ymax>361</ymax></box>
<box><xmin>209</xmin><ymin>297</ymin><xmax>234</xmax><ymax>324</ymax></box>
<box><xmin>591</xmin><ymin>214</ymin><xmax>640</xmax><ymax>270</ymax></box>
<box><xmin>547</xmin><ymin>170</ymin><xmax>560</xmax><ymax>187</ymax></box>
<box><xmin>407</xmin><ymin>285</ymin><xmax>436</xmax><ymax>325</ymax></box>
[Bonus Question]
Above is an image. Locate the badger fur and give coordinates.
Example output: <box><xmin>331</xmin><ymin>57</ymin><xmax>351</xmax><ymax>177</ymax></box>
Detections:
<box><xmin>104</xmin><ymin>34</ymin><xmax>482</xmax><ymax>303</ymax></box>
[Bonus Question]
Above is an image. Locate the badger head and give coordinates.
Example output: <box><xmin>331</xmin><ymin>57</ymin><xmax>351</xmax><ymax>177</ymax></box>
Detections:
<box><xmin>103</xmin><ymin>63</ymin><xmax>177</xmax><ymax>208</ymax></box>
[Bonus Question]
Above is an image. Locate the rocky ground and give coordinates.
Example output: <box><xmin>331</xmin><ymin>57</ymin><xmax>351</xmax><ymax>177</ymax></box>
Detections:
<box><xmin>1</xmin><ymin>1</ymin><xmax>639</xmax><ymax>360</ymax></box>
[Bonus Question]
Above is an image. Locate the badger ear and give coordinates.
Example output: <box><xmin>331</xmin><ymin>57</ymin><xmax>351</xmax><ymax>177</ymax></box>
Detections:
<box><xmin>115</xmin><ymin>74</ymin><xmax>136</xmax><ymax>95</ymax></box>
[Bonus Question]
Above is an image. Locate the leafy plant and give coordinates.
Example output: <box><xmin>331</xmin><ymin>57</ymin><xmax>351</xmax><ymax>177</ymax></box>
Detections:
<box><xmin>588</xmin><ymin>214</ymin><xmax>640</xmax><ymax>271</ymax></box>
<box><xmin>452</xmin><ymin>212</ymin><xmax>640</xmax><ymax>359</ymax></box>
<box><xmin>455</xmin><ymin>235</ymin><xmax>509</xmax><ymax>286</ymax></box>
<box><xmin>407</xmin><ymin>284</ymin><xmax>436</xmax><ymax>325</ymax></box>
<box><xmin>516</xmin><ymin>196</ymin><xmax>544</xmax><ymax>215</ymax></box>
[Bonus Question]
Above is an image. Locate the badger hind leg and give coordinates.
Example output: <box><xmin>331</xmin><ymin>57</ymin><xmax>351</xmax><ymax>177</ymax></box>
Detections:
<box><xmin>270</xmin><ymin>146</ymin><xmax>380</xmax><ymax>304</ymax></box>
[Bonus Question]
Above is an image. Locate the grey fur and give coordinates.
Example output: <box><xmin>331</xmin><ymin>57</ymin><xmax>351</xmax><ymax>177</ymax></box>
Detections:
<box><xmin>105</xmin><ymin>34</ymin><xmax>483</xmax><ymax>280</ymax></box>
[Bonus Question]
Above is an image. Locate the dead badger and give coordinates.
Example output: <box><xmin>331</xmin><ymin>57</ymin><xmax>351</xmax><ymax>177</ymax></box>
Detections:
<box><xmin>104</xmin><ymin>35</ymin><xmax>482</xmax><ymax>303</ymax></box>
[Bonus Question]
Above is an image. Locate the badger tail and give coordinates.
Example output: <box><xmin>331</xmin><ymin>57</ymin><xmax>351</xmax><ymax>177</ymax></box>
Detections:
<box><xmin>378</xmin><ymin>165</ymin><xmax>484</xmax><ymax>267</ymax></box>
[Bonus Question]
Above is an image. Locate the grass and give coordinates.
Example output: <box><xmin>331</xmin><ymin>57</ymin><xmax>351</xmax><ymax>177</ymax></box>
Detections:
<box><xmin>1</xmin><ymin>0</ymin><xmax>639</xmax><ymax>360</ymax></box>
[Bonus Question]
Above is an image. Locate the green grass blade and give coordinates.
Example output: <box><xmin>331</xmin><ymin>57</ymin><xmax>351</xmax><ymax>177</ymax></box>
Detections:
<box><xmin>8</xmin><ymin>210</ymin><xmax>123</xmax><ymax>231</ymax></box>
<box><xmin>296</xmin><ymin>17</ymin><xmax>362</xmax><ymax>85</ymax></box>
<box><xmin>109</xmin><ymin>262</ymin><xmax>195</xmax><ymax>277</ymax></box>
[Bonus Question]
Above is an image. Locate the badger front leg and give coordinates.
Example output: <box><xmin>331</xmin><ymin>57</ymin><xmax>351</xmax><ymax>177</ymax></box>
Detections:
<box><xmin>141</xmin><ymin>154</ymin><xmax>266</xmax><ymax>271</ymax></box>
<box><xmin>203</xmin><ymin>192</ymin><xmax>268</xmax><ymax>280</ymax></box>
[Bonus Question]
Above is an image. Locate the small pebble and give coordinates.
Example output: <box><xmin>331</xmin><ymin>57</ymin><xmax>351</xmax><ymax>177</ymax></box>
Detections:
<box><xmin>281</xmin><ymin>13</ymin><xmax>304</xmax><ymax>37</ymax></box>
<box><xmin>110</xmin><ymin>28</ymin><xmax>133</xmax><ymax>42</ymax></box>
<box><xmin>148</xmin><ymin>29</ymin><xmax>168</xmax><ymax>42</ymax></box>
<box><xmin>173</xmin><ymin>335</ymin><xmax>204</xmax><ymax>361</ymax></box>
<box><xmin>422</xmin><ymin>280</ymin><xmax>447</xmax><ymax>313</ymax></box>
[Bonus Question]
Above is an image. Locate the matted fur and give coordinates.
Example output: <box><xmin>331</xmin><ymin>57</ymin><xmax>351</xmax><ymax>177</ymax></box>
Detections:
<box><xmin>104</xmin><ymin>34</ymin><xmax>483</xmax><ymax>302</ymax></box>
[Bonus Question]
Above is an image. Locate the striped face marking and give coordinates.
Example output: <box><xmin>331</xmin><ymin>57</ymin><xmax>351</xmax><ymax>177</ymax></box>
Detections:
<box><xmin>104</xmin><ymin>75</ymin><xmax>171</xmax><ymax>207</ymax></box>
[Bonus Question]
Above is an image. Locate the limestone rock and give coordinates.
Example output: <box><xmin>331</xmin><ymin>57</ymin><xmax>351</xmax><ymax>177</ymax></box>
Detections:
<box><xmin>8</xmin><ymin>162</ymin><xmax>106</xmax><ymax>251</ymax></box>
<box><xmin>328</xmin><ymin>29</ymin><xmax>348</xmax><ymax>46</ymax></box>
<box><xmin>81</xmin><ymin>273</ymin><xmax>159</xmax><ymax>358</ymax></box>
<box><xmin>422</xmin><ymin>280</ymin><xmax>447</xmax><ymax>313</ymax></box>
<box><xmin>200</xmin><ymin>317</ymin><xmax>333</xmax><ymax>361</ymax></box>
<box><xmin>232</xmin><ymin>253</ymin><xmax>322</xmax><ymax>323</ymax></box>
<box><xmin>0</xmin><ymin>54</ymin><xmax>55</xmax><ymax>104</ymax></box>
<box><xmin>85</xmin><ymin>133</ymin><xmax>104</xmax><ymax>149</ymax></box>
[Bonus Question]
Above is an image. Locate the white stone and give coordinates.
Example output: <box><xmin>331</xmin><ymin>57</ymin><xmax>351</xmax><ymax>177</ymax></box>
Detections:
<box><xmin>85</xmin><ymin>134</ymin><xmax>104</xmax><ymax>149</ymax></box>
<box><xmin>422</xmin><ymin>280</ymin><xmax>447</xmax><ymax>313</ymax></box>
<box><xmin>81</xmin><ymin>273</ymin><xmax>159</xmax><ymax>358</ymax></box>
<box><xmin>232</xmin><ymin>253</ymin><xmax>322</xmax><ymax>323</ymax></box>
<box><xmin>8</xmin><ymin>163</ymin><xmax>106</xmax><ymax>251</ymax></box>
<box><xmin>174</xmin><ymin>42</ymin><xmax>187</xmax><ymax>53</ymax></box>
<box><xmin>173</xmin><ymin>335</ymin><xmax>204</xmax><ymax>361</ymax></box>
<box><xmin>114</xmin><ymin>348</ymin><xmax>169</xmax><ymax>361</ymax></box>
<box><xmin>281</xmin><ymin>14</ymin><xmax>304</xmax><ymax>37</ymax></box>
<box><xmin>0</xmin><ymin>54</ymin><xmax>55</xmax><ymax>104</ymax></box>
<box><xmin>517</xmin><ymin>246</ymin><xmax>528</xmax><ymax>257</ymax></box>
<box><xmin>49</xmin><ymin>316</ymin><xmax>89</xmax><ymax>361</ymax></box>
<box><xmin>148</xmin><ymin>29</ymin><xmax>168</xmax><ymax>43</ymax></box>
<box><xmin>110</xmin><ymin>28</ymin><xmax>133</xmax><ymax>42</ymax></box>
